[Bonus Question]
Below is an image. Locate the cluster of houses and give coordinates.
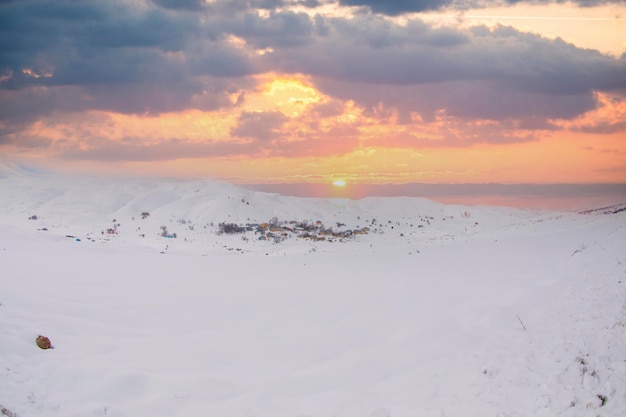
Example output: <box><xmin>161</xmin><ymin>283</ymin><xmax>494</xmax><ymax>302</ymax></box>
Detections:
<box><xmin>85</xmin><ymin>215</ymin><xmax>372</xmax><ymax>244</ymax></box>
<box><xmin>218</xmin><ymin>220</ymin><xmax>370</xmax><ymax>242</ymax></box>
<box><xmin>102</xmin><ymin>219</ymin><xmax>123</xmax><ymax>236</ymax></box>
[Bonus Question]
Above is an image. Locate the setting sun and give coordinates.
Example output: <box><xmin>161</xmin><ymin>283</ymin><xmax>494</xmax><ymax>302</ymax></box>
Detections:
<box><xmin>332</xmin><ymin>180</ymin><xmax>347</xmax><ymax>187</ymax></box>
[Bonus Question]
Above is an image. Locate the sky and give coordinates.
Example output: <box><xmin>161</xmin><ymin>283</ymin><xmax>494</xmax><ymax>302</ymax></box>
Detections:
<box><xmin>1</xmin><ymin>0</ymin><xmax>626</xmax><ymax>194</ymax></box>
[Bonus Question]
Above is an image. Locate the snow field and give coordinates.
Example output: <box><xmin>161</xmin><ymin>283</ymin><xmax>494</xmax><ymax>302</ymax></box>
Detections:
<box><xmin>1</xmin><ymin>174</ymin><xmax>625</xmax><ymax>416</ymax></box>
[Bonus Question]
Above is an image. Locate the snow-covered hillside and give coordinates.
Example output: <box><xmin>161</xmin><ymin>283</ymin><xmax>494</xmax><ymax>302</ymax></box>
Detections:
<box><xmin>0</xmin><ymin>173</ymin><xmax>539</xmax><ymax>255</ymax></box>
<box><xmin>1</xmin><ymin>173</ymin><xmax>625</xmax><ymax>417</ymax></box>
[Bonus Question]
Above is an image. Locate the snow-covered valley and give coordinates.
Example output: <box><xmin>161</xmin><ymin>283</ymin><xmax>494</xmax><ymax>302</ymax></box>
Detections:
<box><xmin>1</xmin><ymin>171</ymin><xmax>625</xmax><ymax>417</ymax></box>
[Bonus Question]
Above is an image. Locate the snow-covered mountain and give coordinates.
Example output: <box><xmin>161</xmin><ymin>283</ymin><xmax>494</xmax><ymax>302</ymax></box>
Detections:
<box><xmin>1</xmin><ymin>172</ymin><xmax>625</xmax><ymax>417</ymax></box>
<box><xmin>0</xmin><ymin>172</ymin><xmax>538</xmax><ymax>250</ymax></box>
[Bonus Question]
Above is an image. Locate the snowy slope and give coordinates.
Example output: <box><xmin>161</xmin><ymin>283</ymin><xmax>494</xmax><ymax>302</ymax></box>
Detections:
<box><xmin>1</xmin><ymin>173</ymin><xmax>625</xmax><ymax>417</ymax></box>
<box><xmin>0</xmin><ymin>173</ymin><xmax>536</xmax><ymax>252</ymax></box>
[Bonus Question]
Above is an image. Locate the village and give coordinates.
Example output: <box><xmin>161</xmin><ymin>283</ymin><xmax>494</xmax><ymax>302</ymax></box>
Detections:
<box><xmin>218</xmin><ymin>218</ymin><xmax>370</xmax><ymax>243</ymax></box>
<box><xmin>30</xmin><ymin>205</ymin><xmax>451</xmax><ymax>247</ymax></box>
<box><xmin>92</xmin><ymin>215</ymin><xmax>371</xmax><ymax>244</ymax></box>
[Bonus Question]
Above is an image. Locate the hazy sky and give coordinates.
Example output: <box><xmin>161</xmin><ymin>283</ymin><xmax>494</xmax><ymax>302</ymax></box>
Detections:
<box><xmin>1</xmin><ymin>0</ymin><xmax>625</xmax><ymax>186</ymax></box>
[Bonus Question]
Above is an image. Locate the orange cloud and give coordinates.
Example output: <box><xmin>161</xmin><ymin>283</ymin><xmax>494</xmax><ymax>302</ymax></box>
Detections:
<box><xmin>556</xmin><ymin>92</ymin><xmax>626</xmax><ymax>134</ymax></box>
<box><xmin>3</xmin><ymin>70</ymin><xmax>626</xmax><ymax>185</ymax></box>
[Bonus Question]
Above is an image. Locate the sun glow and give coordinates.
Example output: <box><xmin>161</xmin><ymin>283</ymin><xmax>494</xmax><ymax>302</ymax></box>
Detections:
<box><xmin>332</xmin><ymin>180</ymin><xmax>347</xmax><ymax>187</ymax></box>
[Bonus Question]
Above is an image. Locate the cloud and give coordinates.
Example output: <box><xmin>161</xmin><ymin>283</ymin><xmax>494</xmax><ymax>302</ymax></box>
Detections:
<box><xmin>274</xmin><ymin>16</ymin><xmax>625</xmax><ymax>94</ymax></box>
<box><xmin>339</xmin><ymin>0</ymin><xmax>455</xmax><ymax>15</ymax></box>
<box><xmin>4</xmin><ymin>2</ymin><xmax>624</xmax><ymax>107</ymax></box>
<box><xmin>0</xmin><ymin>1</ymin><xmax>202</xmax><ymax>84</ymax></box>
<box><xmin>267</xmin><ymin>16</ymin><xmax>625</xmax><ymax>123</ymax></box>
<box><xmin>338</xmin><ymin>0</ymin><xmax>626</xmax><ymax>15</ymax></box>
<box><xmin>150</xmin><ymin>0</ymin><xmax>207</xmax><ymax>10</ymax></box>
<box><xmin>265</xmin><ymin>129</ymin><xmax>360</xmax><ymax>157</ymax></box>
<box><xmin>2</xmin><ymin>0</ymin><xmax>626</xmax><ymax>156</ymax></box>
<box><xmin>309</xmin><ymin>100</ymin><xmax>346</xmax><ymax>118</ymax></box>
<box><xmin>58</xmin><ymin>131</ymin><xmax>360</xmax><ymax>160</ymax></box>
<box><xmin>0</xmin><ymin>75</ymin><xmax>254</xmax><ymax>127</ymax></box>
<box><xmin>365</xmin><ymin>116</ymin><xmax>541</xmax><ymax>148</ymax></box>
<box><xmin>498</xmin><ymin>0</ymin><xmax>624</xmax><ymax>7</ymax></box>
<box><xmin>1</xmin><ymin>1</ymin><xmax>304</xmax><ymax>87</ymax></box>
<box><xmin>572</xmin><ymin>120</ymin><xmax>626</xmax><ymax>134</ymax></box>
<box><xmin>55</xmin><ymin>113</ymin><xmax>360</xmax><ymax>160</ymax></box>
<box><xmin>61</xmin><ymin>138</ymin><xmax>260</xmax><ymax>161</ymax></box>
<box><xmin>231</xmin><ymin>111</ymin><xmax>289</xmax><ymax>141</ymax></box>
<box><xmin>216</xmin><ymin>10</ymin><xmax>315</xmax><ymax>49</ymax></box>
